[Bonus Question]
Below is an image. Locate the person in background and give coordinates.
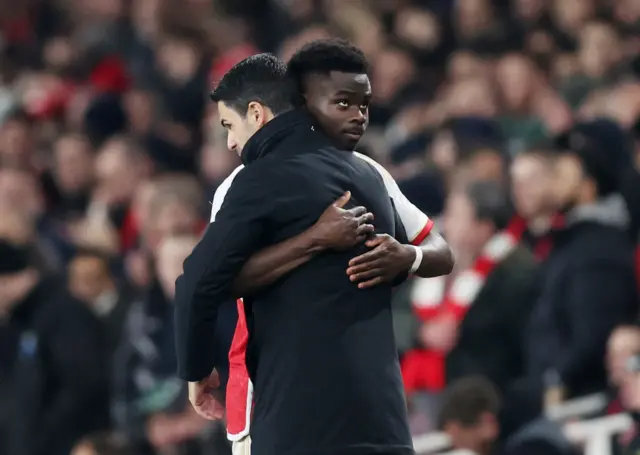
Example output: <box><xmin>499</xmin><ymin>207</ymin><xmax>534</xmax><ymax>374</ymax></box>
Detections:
<box><xmin>620</xmin><ymin>352</ymin><xmax>640</xmax><ymax>454</ymax></box>
<box><xmin>0</xmin><ymin>210</ymin><xmax>110</xmax><ymax>455</ymax></box>
<box><xmin>516</xmin><ymin>124</ymin><xmax>638</xmax><ymax>426</ymax></box>
<box><xmin>67</xmin><ymin>249</ymin><xmax>133</xmax><ymax>362</ymax></box>
<box><xmin>509</xmin><ymin>146</ymin><xmax>561</xmax><ymax>260</ymax></box>
<box><xmin>606</xmin><ymin>325</ymin><xmax>640</xmax><ymax>452</ymax></box>
<box><xmin>439</xmin><ymin>376</ymin><xmax>576</xmax><ymax>455</ymax></box>
<box><xmin>112</xmin><ymin>234</ymin><xmax>211</xmax><ymax>455</ymax></box>
<box><xmin>403</xmin><ymin>180</ymin><xmax>537</xmax><ymax>431</ymax></box>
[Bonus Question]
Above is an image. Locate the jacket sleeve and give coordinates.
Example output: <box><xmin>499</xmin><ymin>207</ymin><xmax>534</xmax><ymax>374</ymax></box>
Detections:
<box><xmin>557</xmin><ymin>264</ymin><xmax>636</xmax><ymax>389</ymax></box>
<box><xmin>175</xmin><ymin>167</ymin><xmax>273</xmax><ymax>382</ymax></box>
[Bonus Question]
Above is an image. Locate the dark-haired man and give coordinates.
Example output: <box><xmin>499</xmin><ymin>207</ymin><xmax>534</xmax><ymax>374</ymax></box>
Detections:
<box><xmin>208</xmin><ymin>40</ymin><xmax>453</xmax><ymax>452</ymax></box>
<box><xmin>439</xmin><ymin>376</ymin><xmax>575</xmax><ymax>455</ymax></box>
<box><xmin>175</xmin><ymin>53</ymin><xmax>418</xmax><ymax>455</ymax></box>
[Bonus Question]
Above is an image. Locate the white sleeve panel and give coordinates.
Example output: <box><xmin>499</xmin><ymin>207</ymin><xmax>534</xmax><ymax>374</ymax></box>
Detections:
<box><xmin>210</xmin><ymin>165</ymin><xmax>245</xmax><ymax>222</ymax></box>
<box><xmin>353</xmin><ymin>152</ymin><xmax>433</xmax><ymax>244</ymax></box>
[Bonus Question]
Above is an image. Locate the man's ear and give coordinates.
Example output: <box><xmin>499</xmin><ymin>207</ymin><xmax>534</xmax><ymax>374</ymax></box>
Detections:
<box><xmin>247</xmin><ymin>101</ymin><xmax>273</xmax><ymax>127</ymax></box>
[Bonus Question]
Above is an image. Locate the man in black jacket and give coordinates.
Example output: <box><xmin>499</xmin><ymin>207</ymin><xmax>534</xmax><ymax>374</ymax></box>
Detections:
<box><xmin>0</xmin><ymin>238</ymin><xmax>109</xmax><ymax>455</ymax></box>
<box><xmin>174</xmin><ymin>54</ymin><xmax>414</xmax><ymax>455</ymax></box>
<box><xmin>520</xmin><ymin>124</ymin><xmax>638</xmax><ymax>418</ymax></box>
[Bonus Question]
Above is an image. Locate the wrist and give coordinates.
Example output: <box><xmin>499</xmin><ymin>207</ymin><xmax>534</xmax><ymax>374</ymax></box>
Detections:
<box><xmin>303</xmin><ymin>226</ymin><xmax>327</xmax><ymax>254</ymax></box>
<box><xmin>404</xmin><ymin>244</ymin><xmax>423</xmax><ymax>273</ymax></box>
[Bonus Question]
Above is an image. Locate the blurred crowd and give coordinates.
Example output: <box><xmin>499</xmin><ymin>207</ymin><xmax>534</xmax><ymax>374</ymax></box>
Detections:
<box><xmin>0</xmin><ymin>0</ymin><xmax>640</xmax><ymax>454</ymax></box>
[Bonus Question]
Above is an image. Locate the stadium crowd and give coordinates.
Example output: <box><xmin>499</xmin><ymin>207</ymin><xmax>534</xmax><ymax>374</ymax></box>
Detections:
<box><xmin>0</xmin><ymin>0</ymin><xmax>640</xmax><ymax>454</ymax></box>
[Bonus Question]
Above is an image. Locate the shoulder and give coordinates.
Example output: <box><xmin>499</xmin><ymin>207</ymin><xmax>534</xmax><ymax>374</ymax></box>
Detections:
<box><xmin>211</xmin><ymin>165</ymin><xmax>246</xmax><ymax>221</ymax></box>
<box><xmin>353</xmin><ymin>151</ymin><xmax>393</xmax><ymax>180</ymax></box>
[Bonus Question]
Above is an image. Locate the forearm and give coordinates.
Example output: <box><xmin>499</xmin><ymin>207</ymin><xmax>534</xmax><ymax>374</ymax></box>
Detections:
<box><xmin>414</xmin><ymin>231</ymin><xmax>454</xmax><ymax>278</ymax></box>
<box><xmin>233</xmin><ymin>230</ymin><xmax>324</xmax><ymax>296</ymax></box>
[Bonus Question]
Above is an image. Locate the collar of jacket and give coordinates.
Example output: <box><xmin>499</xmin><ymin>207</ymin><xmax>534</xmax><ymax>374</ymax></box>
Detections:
<box><xmin>240</xmin><ymin>109</ymin><xmax>316</xmax><ymax>165</ymax></box>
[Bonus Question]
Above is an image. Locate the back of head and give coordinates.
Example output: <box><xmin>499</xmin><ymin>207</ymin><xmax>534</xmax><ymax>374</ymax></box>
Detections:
<box><xmin>210</xmin><ymin>53</ymin><xmax>295</xmax><ymax>116</ymax></box>
<box><xmin>439</xmin><ymin>376</ymin><xmax>501</xmax><ymax>455</ymax></box>
<box><xmin>287</xmin><ymin>38</ymin><xmax>369</xmax><ymax>104</ymax></box>
<box><xmin>464</xmin><ymin>180</ymin><xmax>511</xmax><ymax>230</ymax></box>
<box><xmin>439</xmin><ymin>376</ymin><xmax>501</xmax><ymax>429</ymax></box>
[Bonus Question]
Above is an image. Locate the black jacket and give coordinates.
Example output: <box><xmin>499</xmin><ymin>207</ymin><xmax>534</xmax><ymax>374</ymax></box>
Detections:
<box><xmin>447</xmin><ymin>246</ymin><xmax>538</xmax><ymax>393</ymax></box>
<box><xmin>174</xmin><ymin>110</ymin><xmax>412</xmax><ymax>455</ymax></box>
<box><xmin>525</xmin><ymin>195</ymin><xmax>638</xmax><ymax>397</ymax></box>
<box><xmin>2</xmin><ymin>277</ymin><xmax>110</xmax><ymax>455</ymax></box>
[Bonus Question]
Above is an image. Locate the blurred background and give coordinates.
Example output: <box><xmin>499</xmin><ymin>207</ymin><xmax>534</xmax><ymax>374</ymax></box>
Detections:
<box><xmin>0</xmin><ymin>0</ymin><xmax>639</xmax><ymax>454</ymax></box>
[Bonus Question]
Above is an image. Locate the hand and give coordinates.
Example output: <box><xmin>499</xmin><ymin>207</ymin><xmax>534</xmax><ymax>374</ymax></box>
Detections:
<box><xmin>346</xmin><ymin>234</ymin><xmax>415</xmax><ymax>288</ymax></box>
<box><xmin>309</xmin><ymin>191</ymin><xmax>374</xmax><ymax>251</ymax></box>
<box><xmin>188</xmin><ymin>369</ymin><xmax>225</xmax><ymax>420</ymax></box>
<box><xmin>419</xmin><ymin>314</ymin><xmax>458</xmax><ymax>353</ymax></box>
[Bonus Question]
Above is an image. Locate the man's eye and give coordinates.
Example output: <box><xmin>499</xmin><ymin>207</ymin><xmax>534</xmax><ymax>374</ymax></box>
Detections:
<box><xmin>336</xmin><ymin>100</ymin><xmax>349</xmax><ymax>108</ymax></box>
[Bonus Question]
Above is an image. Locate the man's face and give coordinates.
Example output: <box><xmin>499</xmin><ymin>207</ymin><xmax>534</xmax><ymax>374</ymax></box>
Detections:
<box><xmin>442</xmin><ymin>190</ymin><xmax>491</xmax><ymax>260</ymax></box>
<box><xmin>510</xmin><ymin>153</ymin><xmax>553</xmax><ymax>219</ymax></box>
<box><xmin>218</xmin><ymin>101</ymin><xmax>268</xmax><ymax>156</ymax></box>
<box><xmin>551</xmin><ymin>153</ymin><xmax>584</xmax><ymax>211</ymax></box>
<box><xmin>303</xmin><ymin>71</ymin><xmax>371</xmax><ymax>150</ymax></box>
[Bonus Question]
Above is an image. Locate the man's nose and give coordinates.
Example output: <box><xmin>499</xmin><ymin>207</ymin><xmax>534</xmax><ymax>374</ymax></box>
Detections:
<box><xmin>351</xmin><ymin>111</ymin><xmax>367</xmax><ymax>125</ymax></box>
<box><xmin>227</xmin><ymin>136</ymin><xmax>237</xmax><ymax>152</ymax></box>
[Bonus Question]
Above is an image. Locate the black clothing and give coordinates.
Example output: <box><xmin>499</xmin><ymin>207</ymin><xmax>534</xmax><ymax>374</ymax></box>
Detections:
<box><xmin>175</xmin><ymin>110</ymin><xmax>413</xmax><ymax>455</ymax></box>
<box><xmin>2</xmin><ymin>277</ymin><xmax>110</xmax><ymax>455</ymax></box>
<box><xmin>446</xmin><ymin>246</ymin><xmax>538</xmax><ymax>393</ymax></box>
<box><xmin>525</xmin><ymin>195</ymin><xmax>638</xmax><ymax>397</ymax></box>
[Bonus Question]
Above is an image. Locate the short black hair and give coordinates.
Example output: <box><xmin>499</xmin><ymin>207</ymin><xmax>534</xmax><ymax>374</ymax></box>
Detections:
<box><xmin>463</xmin><ymin>180</ymin><xmax>512</xmax><ymax>230</ymax></box>
<box><xmin>438</xmin><ymin>376</ymin><xmax>501</xmax><ymax>429</ymax></box>
<box><xmin>210</xmin><ymin>53</ymin><xmax>295</xmax><ymax>115</ymax></box>
<box><xmin>287</xmin><ymin>39</ymin><xmax>368</xmax><ymax>97</ymax></box>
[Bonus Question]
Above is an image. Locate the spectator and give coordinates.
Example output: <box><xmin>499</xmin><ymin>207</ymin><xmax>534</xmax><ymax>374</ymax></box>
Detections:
<box><xmin>112</xmin><ymin>235</ymin><xmax>209</xmax><ymax>454</ymax></box>
<box><xmin>402</xmin><ymin>180</ymin><xmax>537</xmax><ymax>430</ymax></box>
<box><xmin>0</xmin><ymin>210</ymin><xmax>110</xmax><ymax>455</ymax></box>
<box><xmin>519</xmin><ymin>123</ymin><xmax>638</xmax><ymax>419</ymax></box>
<box><xmin>509</xmin><ymin>146</ymin><xmax>559</xmax><ymax>259</ymax></box>
<box><xmin>439</xmin><ymin>376</ymin><xmax>576</xmax><ymax>455</ymax></box>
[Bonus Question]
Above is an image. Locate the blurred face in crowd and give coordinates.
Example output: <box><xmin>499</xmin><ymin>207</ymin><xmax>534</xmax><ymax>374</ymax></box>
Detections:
<box><xmin>496</xmin><ymin>54</ymin><xmax>535</xmax><ymax>112</ymax></box>
<box><xmin>218</xmin><ymin>101</ymin><xmax>275</xmax><ymax>155</ymax></box>
<box><xmin>371</xmin><ymin>48</ymin><xmax>416</xmax><ymax>104</ymax></box>
<box><xmin>447</xmin><ymin>78</ymin><xmax>498</xmax><ymax>118</ymax></box>
<box><xmin>156</xmin><ymin>235</ymin><xmax>198</xmax><ymax>299</ymax></box>
<box><xmin>68</xmin><ymin>255</ymin><xmax>114</xmax><ymax>305</ymax></box>
<box><xmin>443</xmin><ymin>189</ymin><xmax>494</xmax><ymax>261</ymax></box>
<box><xmin>0</xmin><ymin>116</ymin><xmax>33</xmax><ymax>168</ymax></box>
<box><xmin>551</xmin><ymin>152</ymin><xmax>594</xmax><ymax>211</ymax></box>
<box><xmin>94</xmin><ymin>138</ymin><xmax>148</xmax><ymax>206</ymax></box>
<box><xmin>303</xmin><ymin>71</ymin><xmax>372</xmax><ymax>150</ymax></box>
<box><xmin>510</xmin><ymin>152</ymin><xmax>554</xmax><ymax>219</ymax></box>
<box><xmin>0</xmin><ymin>168</ymin><xmax>44</xmax><ymax>219</ymax></box>
<box><xmin>394</xmin><ymin>7</ymin><xmax>441</xmax><ymax>51</ymax></box>
<box><xmin>53</xmin><ymin>134</ymin><xmax>94</xmax><ymax>195</ymax></box>
<box><xmin>447</xmin><ymin>51</ymin><xmax>488</xmax><ymax>83</ymax></box>
<box><xmin>579</xmin><ymin>22</ymin><xmax>622</xmax><ymax>78</ymax></box>
<box><xmin>552</xmin><ymin>0</ymin><xmax>596</xmax><ymax>34</ymax></box>
<box><xmin>514</xmin><ymin>0</ymin><xmax>546</xmax><ymax>22</ymax></box>
<box><xmin>431</xmin><ymin>129</ymin><xmax>459</xmax><ymax>173</ymax></box>
<box><xmin>443</xmin><ymin>413</ymin><xmax>499</xmax><ymax>455</ymax></box>
<box><xmin>124</xmin><ymin>89</ymin><xmax>155</xmax><ymax>135</ymax></box>
<box><xmin>157</xmin><ymin>35</ymin><xmax>202</xmax><ymax>84</ymax></box>
<box><xmin>454</xmin><ymin>0</ymin><xmax>494</xmax><ymax>37</ymax></box>
<box><xmin>607</xmin><ymin>326</ymin><xmax>640</xmax><ymax>389</ymax></box>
